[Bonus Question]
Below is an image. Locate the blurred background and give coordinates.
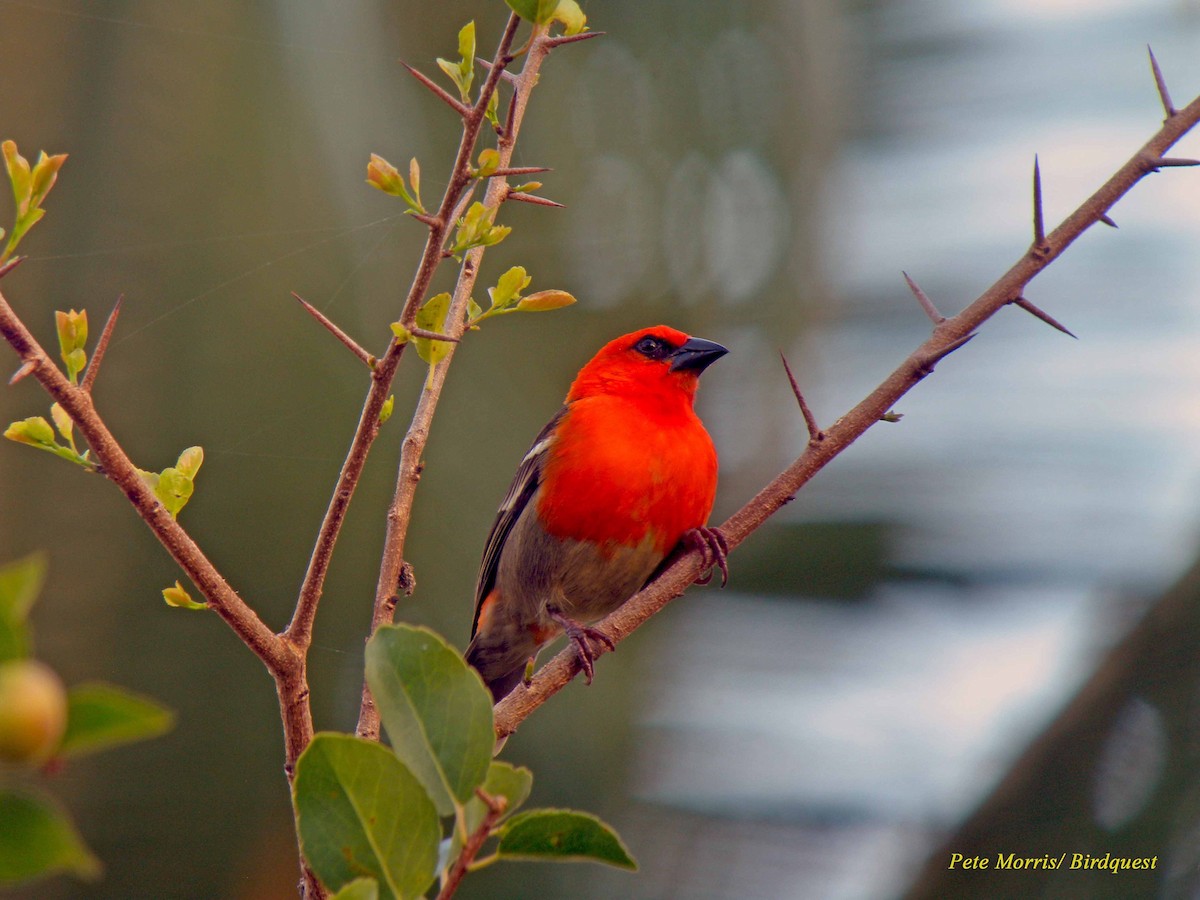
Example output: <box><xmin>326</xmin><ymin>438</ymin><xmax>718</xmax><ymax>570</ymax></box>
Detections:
<box><xmin>2</xmin><ymin>0</ymin><xmax>1200</xmax><ymax>897</ymax></box>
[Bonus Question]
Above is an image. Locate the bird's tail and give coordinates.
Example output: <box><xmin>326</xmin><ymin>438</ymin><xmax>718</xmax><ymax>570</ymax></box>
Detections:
<box><xmin>465</xmin><ymin>636</ymin><xmax>530</xmax><ymax>702</ymax></box>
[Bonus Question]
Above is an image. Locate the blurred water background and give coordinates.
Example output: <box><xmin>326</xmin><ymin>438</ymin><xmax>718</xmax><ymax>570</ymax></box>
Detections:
<box><xmin>2</xmin><ymin>0</ymin><xmax>1200</xmax><ymax>897</ymax></box>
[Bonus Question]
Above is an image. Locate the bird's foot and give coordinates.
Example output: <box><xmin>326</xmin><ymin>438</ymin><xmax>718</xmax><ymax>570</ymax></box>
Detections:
<box><xmin>684</xmin><ymin>526</ymin><xmax>729</xmax><ymax>587</ymax></box>
<box><xmin>547</xmin><ymin>608</ymin><xmax>615</xmax><ymax>685</ymax></box>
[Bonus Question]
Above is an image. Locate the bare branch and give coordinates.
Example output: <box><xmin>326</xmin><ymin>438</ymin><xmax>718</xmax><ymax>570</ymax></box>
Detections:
<box><xmin>81</xmin><ymin>295</ymin><xmax>123</xmax><ymax>393</ymax></box>
<box><xmin>402</xmin><ymin>61</ymin><xmax>471</xmax><ymax>118</ymax></box>
<box><xmin>286</xmin><ymin>14</ymin><xmax>524</xmax><ymax>664</ymax></box>
<box><xmin>357</xmin><ymin>18</ymin><xmax>557</xmax><ymax>741</ymax></box>
<box><xmin>0</xmin><ymin>289</ymin><xmax>295</xmax><ymax>680</ymax></box>
<box><xmin>493</xmin><ymin>75</ymin><xmax>1200</xmax><ymax>741</ymax></box>
<box><xmin>779</xmin><ymin>352</ymin><xmax>823</xmax><ymax>442</ymax></box>
<box><xmin>1011</xmin><ymin>296</ymin><xmax>1077</xmax><ymax>339</ymax></box>
<box><xmin>903</xmin><ymin>271</ymin><xmax>946</xmax><ymax>325</ymax></box>
<box><xmin>1149</xmin><ymin>45</ymin><xmax>1177</xmax><ymax>119</ymax></box>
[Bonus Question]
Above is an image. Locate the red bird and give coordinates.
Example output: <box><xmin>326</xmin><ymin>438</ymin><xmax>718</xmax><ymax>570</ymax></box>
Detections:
<box><xmin>466</xmin><ymin>325</ymin><xmax>728</xmax><ymax>701</ymax></box>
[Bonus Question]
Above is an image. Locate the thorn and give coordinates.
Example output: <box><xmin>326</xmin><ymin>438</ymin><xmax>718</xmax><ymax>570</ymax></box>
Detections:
<box><xmin>779</xmin><ymin>352</ymin><xmax>824</xmax><ymax>442</ymax></box>
<box><xmin>1150</xmin><ymin>156</ymin><xmax>1200</xmax><ymax>169</ymax></box>
<box><xmin>0</xmin><ymin>255</ymin><xmax>25</xmax><ymax>280</ymax></box>
<box><xmin>1032</xmin><ymin>155</ymin><xmax>1047</xmax><ymax>250</ymax></box>
<box><xmin>1148</xmin><ymin>46</ymin><xmax>1177</xmax><ymax>119</ymax></box>
<box><xmin>475</xmin><ymin>57</ymin><xmax>519</xmax><ymax>84</ymax></box>
<box><xmin>504</xmin><ymin>191</ymin><xmax>565</xmax><ymax>209</ymax></box>
<box><xmin>1012</xmin><ymin>296</ymin><xmax>1077</xmax><ymax>339</ymax></box>
<box><xmin>1098</xmin><ymin>213</ymin><xmax>1118</xmax><ymax>228</ymax></box>
<box><xmin>81</xmin><ymin>294</ymin><xmax>123</xmax><ymax>393</ymax></box>
<box><xmin>489</xmin><ymin>166</ymin><xmax>552</xmax><ymax>177</ymax></box>
<box><xmin>401</xmin><ymin>61</ymin><xmax>470</xmax><ymax>117</ymax></box>
<box><xmin>409</xmin><ymin>213</ymin><xmax>441</xmax><ymax>228</ymax></box>
<box><xmin>8</xmin><ymin>359</ymin><xmax>37</xmax><ymax>385</ymax></box>
<box><xmin>544</xmin><ymin>30</ymin><xmax>606</xmax><ymax>49</ymax></box>
<box><xmin>916</xmin><ymin>333</ymin><xmax>977</xmax><ymax>376</ymax></box>
<box><xmin>292</xmin><ymin>292</ymin><xmax>376</xmax><ymax>369</ymax></box>
<box><xmin>406</xmin><ymin>325</ymin><xmax>461</xmax><ymax>344</ymax></box>
<box><xmin>902</xmin><ymin>271</ymin><xmax>945</xmax><ymax>325</ymax></box>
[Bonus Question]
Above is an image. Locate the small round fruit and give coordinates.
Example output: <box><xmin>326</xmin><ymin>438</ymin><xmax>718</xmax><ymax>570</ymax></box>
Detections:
<box><xmin>0</xmin><ymin>660</ymin><xmax>68</xmax><ymax>764</ymax></box>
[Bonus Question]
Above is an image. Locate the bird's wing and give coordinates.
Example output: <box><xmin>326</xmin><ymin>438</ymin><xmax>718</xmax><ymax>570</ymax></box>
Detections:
<box><xmin>471</xmin><ymin>406</ymin><xmax>567</xmax><ymax>637</ymax></box>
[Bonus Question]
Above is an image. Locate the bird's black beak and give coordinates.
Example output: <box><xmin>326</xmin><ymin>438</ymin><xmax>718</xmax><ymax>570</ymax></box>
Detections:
<box><xmin>669</xmin><ymin>337</ymin><xmax>728</xmax><ymax>373</ymax></box>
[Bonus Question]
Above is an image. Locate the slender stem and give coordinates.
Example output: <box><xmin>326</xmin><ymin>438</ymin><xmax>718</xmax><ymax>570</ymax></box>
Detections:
<box><xmin>356</xmin><ymin>22</ymin><xmax>555</xmax><ymax>741</ymax></box>
<box><xmin>492</xmin><ymin>85</ymin><xmax>1200</xmax><ymax>740</ymax></box>
<box><xmin>437</xmin><ymin>790</ymin><xmax>508</xmax><ymax>900</ymax></box>
<box><xmin>284</xmin><ymin>13</ymin><xmax>521</xmax><ymax>653</ymax></box>
<box><xmin>0</xmin><ymin>291</ymin><xmax>294</xmax><ymax>675</ymax></box>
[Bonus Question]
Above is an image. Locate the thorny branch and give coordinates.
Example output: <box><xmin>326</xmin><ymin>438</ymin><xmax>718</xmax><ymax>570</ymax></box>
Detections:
<box><xmin>492</xmin><ymin>52</ymin><xmax>1200</xmax><ymax>739</ymax></box>
<box><xmin>356</xmin><ymin>20</ymin><xmax>564</xmax><ymax>741</ymax></box>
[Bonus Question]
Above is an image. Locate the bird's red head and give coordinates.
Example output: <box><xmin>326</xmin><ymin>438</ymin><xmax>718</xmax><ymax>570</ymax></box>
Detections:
<box><xmin>566</xmin><ymin>326</ymin><xmax>728</xmax><ymax>404</ymax></box>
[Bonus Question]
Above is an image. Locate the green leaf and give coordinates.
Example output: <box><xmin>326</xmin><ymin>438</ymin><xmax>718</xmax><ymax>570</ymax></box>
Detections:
<box><xmin>162</xmin><ymin>580</ymin><xmax>207</xmax><ymax>610</ymax></box>
<box><xmin>379</xmin><ymin>395</ymin><xmax>395</xmax><ymax>425</ymax></box>
<box><xmin>504</xmin><ymin>0</ymin><xmax>586</xmax><ymax>33</ymax></box>
<box><xmin>2</xmin><ymin>141</ymin><xmax>31</xmax><ymax>213</ymax></box>
<box><xmin>294</xmin><ymin>733</ymin><xmax>440</xmax><ymax>900</ymax></box>
<box><xmin>331</xmin><ymin>879</ymin><xmax>380</xmax><ymax>900</ymax></box>
<box><xmin>0</xmin><ymin>553</ymin><xmax>46</xmax><ymax>624</ymax></box>
<box><xmin>496</xmin><ymin>810</ymin><xmax>637</xmax><ymax>870</ymax></box>
<box><xmin>475</xmin><ymin>148</ymin><xmax>500</xmax><ymax>178</ymax></box>
<box><xmin>175</xmin><ymin>446</ymin><xmax>204</xmax><ymax>479</ymax></box>
<box><xmin>28</xmin><ymin>151</ymin><xmax>67</xmax><ymax>210</ymax></box>
<box><xmin>49</xmin><ymin>403</ymin><xmax>74</xmax><ymax>449</ymax></box>
<box><xmin>5</xmin><ymin>416</ymin><xmax>55</xmax><ymax>448</ymax></box>
<box><xmin>516</xmin><ymin>289</ymin><xmax>576</xmax><ymax>313</ymax></box>
<box><xmin>364</xmin><ymin>625</ymin><xmax>494</xmax><ymax>818</ymax></box>
<box><xmin>0</xmin><ymin>789</ymin><xmax>101</xmax><ymax>886</ymax></box>
<box><xmin>489</xmin><ymin>266</ymin><xmax>531</xmax><ymax>312</ymax></box>
<box><xmin>412</xmin><ymin>293</ymin><xmax>452</xmax><ymax>374</ymax></box>
<box><xmin>154</xmin><ymin>467</ymin><xmax>194</xmax><ymax>519</ymax></box>
<box><xmin>58</xmin><ymin>682</ymin><xmax>174</xmax><ymax>759</ymax></box>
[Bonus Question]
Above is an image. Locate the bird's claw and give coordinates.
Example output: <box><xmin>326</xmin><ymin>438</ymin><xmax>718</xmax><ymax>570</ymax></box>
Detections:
<box><xmin>684</xmin><ymin>526</ymin><xmax>729</xmax><ymax>587</ymax></box>
<box><xmin>547</xmin><ymin>608</ymin><xmax>615</xmax><ymax>685</ymax></box>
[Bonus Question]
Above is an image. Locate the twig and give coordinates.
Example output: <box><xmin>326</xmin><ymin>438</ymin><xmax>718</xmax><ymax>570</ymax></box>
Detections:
<box><xmin>402</xmin><ymin>61</ymin><xmax>471</xmax><ymax>118</ymax></box>
<box><xmin>285</xmin><ymin>13</ymin><xmax>522</xmax><ymax>662</ymax></box>
<box><xmin>80</xmin><ymin>295</ymin><xmax>122</xmax><ymax>393</ymax></box>
<box><xmin>779</xmin><ymin>353</ymin><xmax>823</xmax><ymax>442</ymax></box>
<box><xmin>436</xmin><ymin>790</ymin><xmax>508</xmax><ymax>900</ymax></box>
<box><xmin>357</xmin><ymin>19</ymin><xmax>565</xmax><ymax>741</ymax></box>
<box><xmin>0</xmin><ymin>290</ymin><xmax>295</xmax><ymax>677</ymax></box>
<box><xmin>292</xmin><ymin>292</ymin><xmax>375</xmax><ymax>369</ymax></box>
<box><xmin>492</xmin><ymin>68</ymin><xmax>1200</xmax><ymax>741</ymax></box>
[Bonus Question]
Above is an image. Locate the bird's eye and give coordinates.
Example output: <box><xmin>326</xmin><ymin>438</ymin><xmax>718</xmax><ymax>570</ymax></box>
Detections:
<box><xmin>634</xmin><ymin>336</ymin><xmax>669</xmax><ymax>358</ymax></box>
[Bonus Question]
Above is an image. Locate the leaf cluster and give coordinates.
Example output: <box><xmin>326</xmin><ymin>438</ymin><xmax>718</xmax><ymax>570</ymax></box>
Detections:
<box><xmin>293</xmin><ymin>625</ymin><xmax>635</xmax><ymax>899</ymax></box>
